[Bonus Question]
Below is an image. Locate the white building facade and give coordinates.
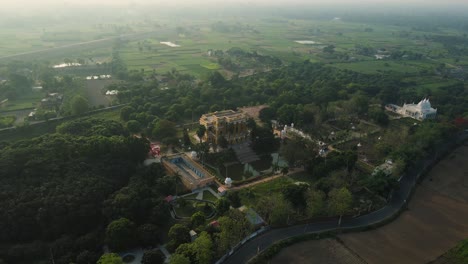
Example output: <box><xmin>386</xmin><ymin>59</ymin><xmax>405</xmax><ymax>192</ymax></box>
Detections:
<box><xmin>386</xmin><ymin>98</ymin><xmax>437</xmax><ymax>121</ymax></box>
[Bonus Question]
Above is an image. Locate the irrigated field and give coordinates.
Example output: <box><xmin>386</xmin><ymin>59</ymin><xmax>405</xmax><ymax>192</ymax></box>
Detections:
<box><xmin>270</xmin><ymin>143</ymin><xmax>468</xmax><ymax>264</ymax></box>
<box><xmin>1</xmin><ymin>13</ymin><xmax>465</xmax><ymax>79</ymax></box>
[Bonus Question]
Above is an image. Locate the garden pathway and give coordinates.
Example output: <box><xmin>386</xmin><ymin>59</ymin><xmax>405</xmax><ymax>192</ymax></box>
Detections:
<box><xmin>230</xmin><ymin>167</ymin><xmax>304</xmax><ymax>190</ymax></box>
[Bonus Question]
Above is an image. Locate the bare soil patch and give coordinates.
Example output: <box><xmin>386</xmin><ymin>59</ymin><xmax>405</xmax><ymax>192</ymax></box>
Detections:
<box><xmin>270</xmin><ymin>238</ymin><xmax>366</xmax><ymax>264</ymax></box>
<box><xmin>84</xmin><ymin>79</ymin><xmax>113</xmax><ymax>107</ymax></box>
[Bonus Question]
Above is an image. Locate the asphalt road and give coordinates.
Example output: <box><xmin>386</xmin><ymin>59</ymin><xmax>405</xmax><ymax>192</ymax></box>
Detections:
<box><xmin>222</xmin><ymin>133</ymin><xmax>468</xmax><ymax>264</ymax></box>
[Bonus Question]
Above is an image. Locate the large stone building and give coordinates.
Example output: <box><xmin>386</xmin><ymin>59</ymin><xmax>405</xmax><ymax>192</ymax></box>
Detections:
<box><xmin>386</xmin><ymin>98</ymin><xmax>437</xmax><ymax>121</ymax></box>
<box><xmin>199</xmin><ymin>110</ymin><xmax>249</xmax><ymax>145</ymax></box>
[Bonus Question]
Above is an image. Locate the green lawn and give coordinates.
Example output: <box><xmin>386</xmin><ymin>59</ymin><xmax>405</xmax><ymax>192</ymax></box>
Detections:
<box><xmin>238</xmin><ymin>177</ymin><xmax>293</xmax><ymax>207</ymax></box>
<box><xmin>1</xmin><ymin>92</ymin><xmax>43</xmax><ymax>112</ymax></box>
<box><xmin>202</xmin><ymin>190</ymin><xmax>218</xmax><ymax>202</ymax></box>
<box><xmin>288</xmin><ymin>171</ymin><xmax>315</xmax><ymax>185</ymax></box>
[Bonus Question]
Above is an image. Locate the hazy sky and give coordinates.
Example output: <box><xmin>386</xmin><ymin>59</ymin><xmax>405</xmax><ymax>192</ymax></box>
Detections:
<box><xmin>4</xmin><ymin>0</ymin><xmax>468</xmax><ymax>8</ymax></box>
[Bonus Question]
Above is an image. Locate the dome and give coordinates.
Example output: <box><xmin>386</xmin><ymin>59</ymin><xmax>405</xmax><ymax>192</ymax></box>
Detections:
<box><xmin>224</xmin><ymin>177</ymin><xmax>232</xmax><ymax>185</ymax></box>
<box><xmin>417</xmin><ymin>98</ymin><xmax>432</xmax><ymax>110</ymax></box>
<box><xmin>190</xmin><ymin>151</ymin><xmax>198</xmax><ymax>159</ymax></box>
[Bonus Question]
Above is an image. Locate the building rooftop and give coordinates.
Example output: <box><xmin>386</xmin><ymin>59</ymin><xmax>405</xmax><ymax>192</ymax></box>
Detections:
<box><xmin>201</xmin><ymin>110</ymin><xmax>246</xmax><ymax>123</ymax></box>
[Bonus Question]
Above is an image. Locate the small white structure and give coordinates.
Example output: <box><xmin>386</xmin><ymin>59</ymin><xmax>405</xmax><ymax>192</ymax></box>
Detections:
<box><xmin>190</xmin><ymin>151</ymin><xmax>198</xmax><ymax>160</ymax></box>
<box><xmin>105</xmin><ymin>90</ymin><xmax>119</xmax><ymax>95</ymax></box>
<box><xmin>224</xmin><ymin>177</ymin><xmax>232</xmax><ymax>188</ymax></box>
<box><xmin>373</xmin><ymin>159</ymin><xmax>395</xmax><ymax>176</ymax></box>
<box><xmin>189</xmin><ymin>230</ymin><xmax>198</xmax><ymax>242</ymax></box>
<box><xmin>386</xmin><ymin>98</ymin><xmax>437</xmax><ymax>121</ymax></box>
<box><xmin>160</xmin><ymin>41</ymin><xmax>180</xmax><ymax>47</ymax></box>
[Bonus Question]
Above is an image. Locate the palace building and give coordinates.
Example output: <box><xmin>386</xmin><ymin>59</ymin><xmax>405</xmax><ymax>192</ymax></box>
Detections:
<box><xmin>199</xmin><ymin>110</ymin><xmax>249</xmax><ymax>145</ymax></box>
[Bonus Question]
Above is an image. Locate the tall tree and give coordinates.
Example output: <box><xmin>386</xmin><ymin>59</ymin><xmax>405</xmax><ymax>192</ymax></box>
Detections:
<box><xmin>328</xmin><ymin>187</ymin><xmax>353</xmax><ymax>226</ymax></box>
<box><xmin>306</xmin><ymin>189</ymin><xmax>325</xmax><ymax>217</ymax></box>
<box><xmin>126</xmin><ymin>120</ymin><xmax>142</xmax><ymax>134</ymax></box>
<box><xmin>191</xmin><ymin>212</ymin><xmax>206</xmax><ymax>228</ymax></box>
<box><xmin>191</xmin><ymin>232</ymin><xmax>213</xmax><ymax>264</ymax></box>
<box><xmin>71</xmin><ymin>95</ymin><xmax>89</xmax><ymax>116</ymax></box>
<box><xmin>169</xmin><ymin>254</ymin><xmax>190</xmax><ymax>264</ymax></box>
<box><xmin>167</xmin><ymin>224</ymin><xmax>190</xmax><ymax>252</ymax></box>
<box><xmin>141</xmin><ymin>249</ymin><xmax>165</xmax><ymax>264</ymax></box>
<box><xmin>215</xmin><ymin>197</ymin><xmax>231</xmax><ymax>215</ymax></box>
<box><xmin>152</xmin><ymin>119</ymin><xmax>177</xmax><ymax>142</ymax></box>
<box><xmin>120</xmin><ymin>106</ymin><xmax>135</xmax><ymax>121</ymax></box>
<box><xmin>217</xmin><ymin>210</ymin><xmax>252</xmax><ymax>253</ymax></box>
<box><xmin>196</xmin><ymin>125</ymin><xmax>206</xmax><ymax>143</ymax></box>
<box><xmin>105</xmin><ymin>218</ymin><xmax>137</xmax><ymax>251</ymax></box>
<box><xmin>97</xmin><ymin>253</ymin><xmax>124</xmax><ymax>264</ymax></box>
<box><xmin>255</xmin><ymin>194</ymin><xmax>293</xmax><ymax>226</ymax></box>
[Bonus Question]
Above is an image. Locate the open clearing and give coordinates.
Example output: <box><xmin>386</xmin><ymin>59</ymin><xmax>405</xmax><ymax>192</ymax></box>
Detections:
<box><xmin>271</xmin><ymin>143</ymin><xmax>468</xmax><ymax>264</ymax></box>
<box><xmin>84</xmin><ymin>79</ymin><xmax>114</xmax><ymax>107</ymax></box>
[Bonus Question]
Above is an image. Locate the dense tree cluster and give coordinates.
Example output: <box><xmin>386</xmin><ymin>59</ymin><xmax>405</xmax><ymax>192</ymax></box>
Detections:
<box><xmin>0</xmin><ymin>118</ymin><xmax>175</xmax><ymax>263</ymax></box>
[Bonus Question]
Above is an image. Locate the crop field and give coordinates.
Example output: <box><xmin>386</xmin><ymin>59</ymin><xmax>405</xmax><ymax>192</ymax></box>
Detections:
<box><xmin>1</xmin><ymin>14</ymin><xmax>465</xmax><ymax>79</ymax></box>
<box><xmin>0</xmin><ymin>92</ymin><xmax>42</xmax><ymax>112</ymax></box>
<box><xmin>111</xmin><ymin>17</ymin><xmax>465</xmax><ymax>77</ymax></box>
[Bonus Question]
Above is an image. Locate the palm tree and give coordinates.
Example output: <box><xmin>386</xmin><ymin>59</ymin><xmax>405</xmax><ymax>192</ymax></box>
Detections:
<box><xmin>174</xmin><ymin>172</ymin><xmax>182</xmax><ymax>196</ymax></box>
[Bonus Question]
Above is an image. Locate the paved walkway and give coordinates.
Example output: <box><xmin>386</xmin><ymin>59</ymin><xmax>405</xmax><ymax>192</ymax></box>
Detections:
<box><xmin>222</xmin><ymin>133</ymin><xmax>468</xmax><ymax>264</ymax></box>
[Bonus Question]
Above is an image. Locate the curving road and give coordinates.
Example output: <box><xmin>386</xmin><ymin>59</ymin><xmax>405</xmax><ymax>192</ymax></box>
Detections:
<box><xmin>222</xmin><ymin>133</ymin><xmax>468</xmax><ymax>264</ymax></box>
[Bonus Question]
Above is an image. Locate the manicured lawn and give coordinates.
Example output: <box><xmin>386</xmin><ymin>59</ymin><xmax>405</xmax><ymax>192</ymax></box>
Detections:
<box><xmin>238</xmin><ymin>177</ymin><xmax>293</xmax><ymax>207</ymax></box>
<box><xmin>202</xmin><ymin>190</ymin><xmax>219</xmax><ymax>202</ymax></box>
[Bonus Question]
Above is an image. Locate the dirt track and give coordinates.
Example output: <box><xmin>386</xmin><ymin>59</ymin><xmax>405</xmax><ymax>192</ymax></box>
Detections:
<box><xmin>270</xmin><ymin>143</ymin><xmax>468</xmax><ymax>264</ymax></box>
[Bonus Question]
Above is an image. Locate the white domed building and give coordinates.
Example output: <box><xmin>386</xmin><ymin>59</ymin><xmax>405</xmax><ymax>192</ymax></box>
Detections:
<box><xmin>386</xmin><ymin>98</ymin><xmax>437</xmax><ymax>121</ymax></box>
<box><xmin>224</xmin><ymin>177</ymin><xmax>232</xmax><ymax>188</ymax></box>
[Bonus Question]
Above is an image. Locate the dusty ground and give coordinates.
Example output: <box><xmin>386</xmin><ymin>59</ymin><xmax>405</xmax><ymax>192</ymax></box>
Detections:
<box><xmin>339</xmin><ymin>143</ymin><xmax>468</xmax><ymax>264</ymax></box>
<box><xmin>238</xmin><ymin>105</ymin><xmax>268</xmax><ymax>120</ymax></box>
<box><xmin>271</xmin><ymin>238</ymin><xmax>366</xmax><ymax>264</ymax></box>
<box><xmin>271</xmin><ymin>143</ymin><xmax>468</xmax><ymax>264</ymax></box>
<box><xmin>84</xmin><ymin>79</ymin><xmax>113</xmax><ymax>107</ymax></box>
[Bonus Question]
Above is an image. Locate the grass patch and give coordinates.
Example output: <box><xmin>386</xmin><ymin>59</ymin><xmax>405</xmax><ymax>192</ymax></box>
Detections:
<box><xmin>288</xmin><ymin>171</ymin><xmax>315</xmax><ymax>184</ymax></box>
<box><xmin>238</xmin><ymin>177</ymin><xmax>293</xmax><ymax>207</ymax></box>
<box><xmin>202</xmin><ymin>190</ymin><xmax>219</xmax><ymax>202</ymax></box>
<box><xmin>200</xmin><ymin>62</ymin><xmax>220</xmax><ymax>70</ymax></box>
<box><xmin>330</xmin><ymin>60</ymin><xmax>424</xmax><ymax>74</ymax></box>
<box><xmin>0</xmin><ymin>115</ymin><xmax>16</xmax><ymax>128</ymax></box>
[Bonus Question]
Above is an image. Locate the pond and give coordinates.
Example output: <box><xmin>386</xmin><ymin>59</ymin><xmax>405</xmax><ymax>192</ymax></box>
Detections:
<box><xmin>295</xmin><ymin>40</ymin><xmax>317</xmax><ymax>44</ymax></box>
<box><xmin>160</xmin><ymin>41</ymin><xmax>180</xmax><ymax>47</ymax></box>
<box><xmin>221</xmin><ymin>153</ymin><xmax>288</xmax><ymax>181</ymax></box>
